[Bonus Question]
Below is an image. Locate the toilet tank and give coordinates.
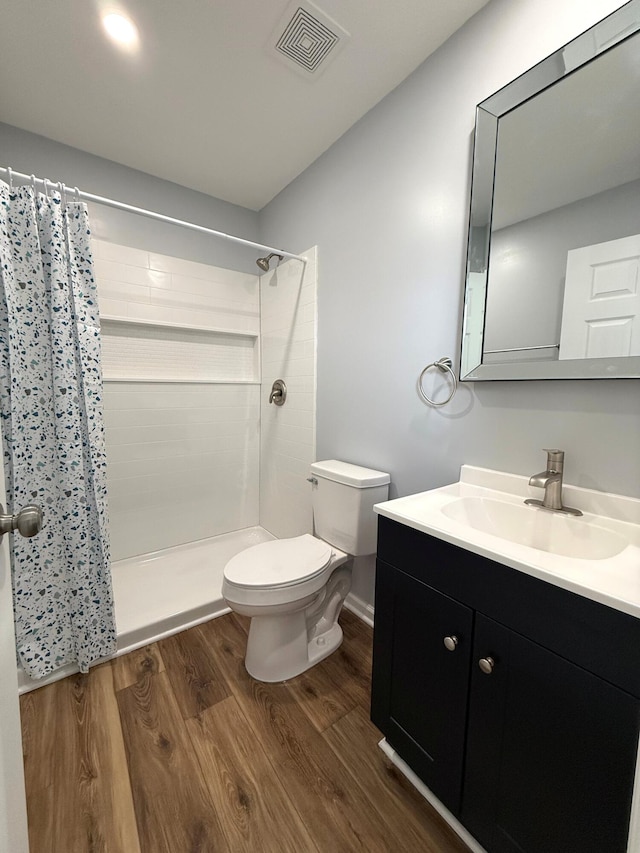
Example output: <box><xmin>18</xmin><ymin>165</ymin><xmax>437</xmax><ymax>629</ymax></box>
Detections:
<box><xmin>310</xmin><ymin>460</ymin><xmax>390</xmax><ymax>556</ymax></box>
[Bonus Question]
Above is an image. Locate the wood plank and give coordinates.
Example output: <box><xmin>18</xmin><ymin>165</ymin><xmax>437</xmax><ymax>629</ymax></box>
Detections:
<box><xmin>283</xmin><ymin>659</ymin><xmax>357</xmax><ymax>733</ymax></box>
<box><xmin>340</xmin><ymin>608</ymin><xmax>373</xmax><ymax>671</ymax></box>
<box><xmin>186</xmin><ymin>695</ymin><xmax>319</xmax><ymax>852</ymax></box>
<box><xmin>323</xmin><ymin>705</ymin><xmax>471</xmax><ymax>853</ymax></box>
<box><xmin>301</xmin><ymin>609</ymin><xmax>373</xmax><ymax>713</ymax></box>
<box><xmin>21</xmin><ymin>664</ymin><xmax>141</xmax><ymax>853</ymax></box>
<box><xmin>22</xmin><ymin>610</ymin><xmax>475</xmax><ymax>853</ymax></box>
<box><xmin>319</xmin><ymin>639</ymin><xmax>372</xmax><ymax>711</ymax></box>
<box><xmin>111</xmin><ymin>643</ymin><xmax>164</xmax><ymax>691</ymax></box>
<box><xmin>338</xmin><ymin>607</ymin><xmax>373</xmax><ymax>660</ymax></box>
<box><xmin>196</xmin><ymin>614</ymin><xmax>418</xmax><ymax>852</ymax></box>
<box><xmin>20</xmin><ymin>680</ymin><xmax>58</xmax><ymax>794</ymax></box>
<box><xmin>117</xmin><ymin>669</ymin><xmax>226</xmax><ymax>852</ymax></box>
<box><xmin>231</xmin><ymin>612</ymin><xmax>250</xmax><ymax>634</ymax></box>
<box><xmin>158</xmin><ymin>626</ymin><xmax>229</xmax><ymax>719</ymax></box>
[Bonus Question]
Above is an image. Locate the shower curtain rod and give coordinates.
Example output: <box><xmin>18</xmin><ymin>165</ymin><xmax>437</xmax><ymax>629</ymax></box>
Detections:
<box><xmin>0</xmin><ymin>166</ymin><xmax>306</xmax><ymax>266</ymax></box>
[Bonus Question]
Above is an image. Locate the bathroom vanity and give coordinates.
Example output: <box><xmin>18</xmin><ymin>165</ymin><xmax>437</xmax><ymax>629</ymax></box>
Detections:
<box><xmin>371</xmin><ymin>467</ymin><xmax>640</xmax><ymax>853</ymax></box>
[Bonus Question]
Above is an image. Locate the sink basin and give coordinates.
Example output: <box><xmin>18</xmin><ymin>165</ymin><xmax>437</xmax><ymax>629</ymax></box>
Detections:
<box><xmin>374</xmin><ymin>465</ymin><xmax>640</xmax><ymax>619</ymax></box>
<box><xmin>440</xmin><ymin>496</ymin><xmax>627</xmax><ymax>560</ymax></box>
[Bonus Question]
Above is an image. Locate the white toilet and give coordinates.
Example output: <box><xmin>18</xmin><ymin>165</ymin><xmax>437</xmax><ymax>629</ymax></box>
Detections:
<box><xmin>222</xmin><ymin>460</ymin><xmax>390</xmax><ymax>682</ymax></box>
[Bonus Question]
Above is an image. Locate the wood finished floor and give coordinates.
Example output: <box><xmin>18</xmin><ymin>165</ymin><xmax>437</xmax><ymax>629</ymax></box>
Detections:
<box><xmin>20</xmin><ymin>609</ymin><xmax>471</xmax><ymax>853</ymax></box>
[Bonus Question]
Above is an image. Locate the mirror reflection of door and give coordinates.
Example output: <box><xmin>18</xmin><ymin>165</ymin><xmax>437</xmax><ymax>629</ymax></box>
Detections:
<box><xmin>559</xmin><ymin>234</ymin><xmax>640</xmax><ymax>359</ymax></box>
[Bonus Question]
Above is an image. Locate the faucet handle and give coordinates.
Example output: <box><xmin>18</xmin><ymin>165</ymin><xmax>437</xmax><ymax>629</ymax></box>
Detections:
<box><xmin>543</xmin><ymin>448</ymin><xmax>564</xmax><ymax>470</ymax></box>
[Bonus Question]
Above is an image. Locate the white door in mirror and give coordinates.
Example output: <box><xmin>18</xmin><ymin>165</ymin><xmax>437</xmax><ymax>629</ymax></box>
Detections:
<box><xmin>559</xmin><ymin>233</ymin><xmax>640</xmax><ymax>359</ymax></box>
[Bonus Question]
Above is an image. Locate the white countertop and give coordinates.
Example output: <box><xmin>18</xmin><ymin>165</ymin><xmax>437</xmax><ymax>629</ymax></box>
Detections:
<box><xmin>374</xmin><ymin>466</ymin><xmax>640</xmax><ymax>620</ymax></box>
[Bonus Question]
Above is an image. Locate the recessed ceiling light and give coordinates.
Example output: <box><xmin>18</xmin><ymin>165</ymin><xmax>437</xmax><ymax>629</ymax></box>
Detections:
<box><xmin>102</xmin><ymin>12</ymin><xmax>139</xmax><ymax>49</ymax></box>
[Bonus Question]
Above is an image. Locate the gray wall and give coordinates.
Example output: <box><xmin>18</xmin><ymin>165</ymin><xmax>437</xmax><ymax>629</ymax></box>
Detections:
<box><xmin>486</xmin><ymin>179</ymin><xmax>640</xmax><ymax>355</ymax></box>
<box><xmin>260</xmin><ymin>0</ymin><xmax>639</xmax><ymax>600</ymax></box>
<box><xmin>0</xmin><ymin>122</ymin><xmax>260</xmax><ymax>273</ymax></box>
<box><xmin>1</xmin><ymin>3</ymin><xmax>637</xmax><ymax>609</ymax></box>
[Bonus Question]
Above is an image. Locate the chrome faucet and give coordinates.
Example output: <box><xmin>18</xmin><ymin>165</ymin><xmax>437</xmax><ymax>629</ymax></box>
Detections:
<box><xmin>524</xmin><ymin>449</ymin><xmax>582</xmax><ymax>516</ymax></box>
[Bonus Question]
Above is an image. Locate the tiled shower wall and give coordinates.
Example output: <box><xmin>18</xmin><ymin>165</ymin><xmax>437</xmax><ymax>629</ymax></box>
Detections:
<box><xmin>259</xmin><ymin>248</ymin><xmax>317</xmax><ymax>539</ymax></box>
<box><xmin>93</xmin><ymin>239</ymin><xmax>260</xmax><ymax>560</ymax></box>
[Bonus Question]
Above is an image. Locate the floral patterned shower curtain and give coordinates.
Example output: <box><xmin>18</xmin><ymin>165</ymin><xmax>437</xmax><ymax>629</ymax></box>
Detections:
<box><xmin>0</xmin><ymin>182</ymin><xmax>115</xmax><ymax>678</ymax></box>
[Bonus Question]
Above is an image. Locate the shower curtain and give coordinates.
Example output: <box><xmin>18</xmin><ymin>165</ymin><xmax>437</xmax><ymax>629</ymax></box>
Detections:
<box><xmin>0</xmin><ymin>182</ymin><xmax>115</xmax><ymax>677</ymax></box>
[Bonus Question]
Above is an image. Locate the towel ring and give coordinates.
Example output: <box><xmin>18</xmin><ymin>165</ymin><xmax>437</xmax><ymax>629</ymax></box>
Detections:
<box><xmin>418</xmin><ymin>357</ymin><xmax>457</xmax><ymax>407</ymax></box>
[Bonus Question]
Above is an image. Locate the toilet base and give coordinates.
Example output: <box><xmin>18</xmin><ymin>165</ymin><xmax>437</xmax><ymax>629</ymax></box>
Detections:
<box><xmin>243</xmin><ymin>565</ymin><xmax>351</xmax><ymax>682</ymax></box>
<box><xmin>245</xmin><ymin>613</ymin><xmax>343</xmax><ymax>682</ymax></box>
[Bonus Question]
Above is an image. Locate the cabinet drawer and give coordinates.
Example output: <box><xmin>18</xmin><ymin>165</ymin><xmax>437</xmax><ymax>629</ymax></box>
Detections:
<box><xmin>377</xmin><ymin>516</ymin><xmax>640</xmax><ymax>697</ymax></box>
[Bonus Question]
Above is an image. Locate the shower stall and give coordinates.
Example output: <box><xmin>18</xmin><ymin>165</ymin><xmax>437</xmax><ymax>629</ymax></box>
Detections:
<box><xmin>95</xmin><ymin>236</ymin><xmax>318</xmax><ymax>670</ymax></box>
<box><xmin>0</xmin><ymin>168</ymin><xmax>318</xmax><ymax>691</ymax></box>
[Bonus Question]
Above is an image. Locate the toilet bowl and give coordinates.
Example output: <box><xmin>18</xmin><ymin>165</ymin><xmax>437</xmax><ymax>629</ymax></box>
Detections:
<box><xmin>223</xmin><ymin>534</ymin><xmax>350</xmax><ymax>681</ymax></box>
<box><xmin>222</xmin><ymin>460</ymin><xmax>390</xmax><ymax>683</ymax></box>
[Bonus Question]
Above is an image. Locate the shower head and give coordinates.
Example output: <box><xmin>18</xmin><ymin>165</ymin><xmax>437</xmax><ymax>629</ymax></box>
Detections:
<box><xmin>256</xmin><ymin>252</ymin><xmax>283</xmax><ymax>272</ymax></box>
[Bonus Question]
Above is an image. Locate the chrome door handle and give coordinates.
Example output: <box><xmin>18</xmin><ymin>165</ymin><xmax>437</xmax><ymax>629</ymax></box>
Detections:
<box><xmin>0</xmin><ymin>502</ymin><xmax>43</xmax><ymax>542</ymax></box>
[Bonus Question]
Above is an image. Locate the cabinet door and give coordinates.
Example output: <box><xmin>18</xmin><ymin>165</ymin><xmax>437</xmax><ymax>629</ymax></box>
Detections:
<box><xmin>463</xmin><ymin>614</ymin><xmax>640</xmax><ymax>853</ymax></box>
<box><xmin>371</xmin><ymin>561</ymin><xmax>473</xmax><ymax>813</ymax></box>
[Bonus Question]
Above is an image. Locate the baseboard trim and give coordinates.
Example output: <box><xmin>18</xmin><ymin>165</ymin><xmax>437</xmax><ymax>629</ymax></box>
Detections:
<box><xmin>378</xmin><ymin>738</ymin><xmax>487</xmax><ymax>853</ymax></box>
<box><xmin>344</xmin><ymin>592</ymin><xmax>374</xmax><ymax>627</ymax></box>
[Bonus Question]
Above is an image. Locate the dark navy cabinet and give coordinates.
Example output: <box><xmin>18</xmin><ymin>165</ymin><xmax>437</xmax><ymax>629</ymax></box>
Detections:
<box><xmin>371</xmin><ymin>516</ymin><xmax>640</xmax><ymax>853</ymax></box>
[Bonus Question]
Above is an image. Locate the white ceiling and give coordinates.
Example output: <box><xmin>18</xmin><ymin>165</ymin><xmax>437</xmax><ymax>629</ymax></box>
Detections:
<box><xmin>0</xmin><ymin>0</ymin><xmax>488</xmax><ymax>210</ymax></box>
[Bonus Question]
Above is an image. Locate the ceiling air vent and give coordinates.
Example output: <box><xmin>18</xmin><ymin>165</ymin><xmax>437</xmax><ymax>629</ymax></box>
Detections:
<box><xmin>272</xmin><ymin>1</ymin><xmax>349</xmax><ymax>77</ymax></box>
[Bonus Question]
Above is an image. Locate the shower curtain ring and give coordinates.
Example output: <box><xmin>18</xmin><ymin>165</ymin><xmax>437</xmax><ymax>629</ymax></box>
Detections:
<box><xmin>7</xmin><ymin>167</ymin><xmax>13</xmax><ymax>190</ymax></box>
<box><xmin>74</xmin><ymin>186</ymin><xmax>80</xmax><ymax>203</ymax></box>
<box><xmin>30</xmin><ymin>174</ymin><xmax>37</xmax><ymax>193</ymax></box>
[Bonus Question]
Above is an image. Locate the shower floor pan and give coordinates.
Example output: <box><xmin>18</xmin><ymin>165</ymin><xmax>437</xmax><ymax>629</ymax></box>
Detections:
<box><xmin>113</xmin><ymin>525</ymin><xmax>275</xmax><ymax>655</ymax></box>
<box><xmin>18</xmin><ymin>525</ymin><xmax>274</xmax><ymax>693</ymax></box>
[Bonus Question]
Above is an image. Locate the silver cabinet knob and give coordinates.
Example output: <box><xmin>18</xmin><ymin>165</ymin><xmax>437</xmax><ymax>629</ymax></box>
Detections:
<box><xmin>478</xmin><ymin>656</ymin><xmax>495</xmax><ymax>675</ymax></box>
<box><xmin>0</xmin><ymin>502</ymin><xmax>43</xmax><ymax>542</ymax></box>
<box><xmin>443</xmin><ymin>635</ymin><xmax>459</xmax><ymax>652</ymax></box>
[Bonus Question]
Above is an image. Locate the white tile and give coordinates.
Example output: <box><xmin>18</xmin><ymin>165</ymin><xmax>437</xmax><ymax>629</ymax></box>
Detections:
<box><xmin>171</xmin><ymin>273</ymin><xmax>258</xmax><ymax>304</ymax></box>
<box><xmin>277</xmin><ymin>424</ymin><xmax>314</xmax><ymax>446</ymax></box>
<box><xmin>298</xmin><ymin>284</ymin><xmax>316</xmax><ymax>306</ymax></box>
<box><xmin>98</xmin><ymin>279</ymin><xmax>151</xmax><ymax>304</ymax></box>
<box><xmin>90</xmin><ymin>238</ymin><xmax>105</xmax><ymax>259</ymax></box>
<box><xmin>149</xmin><ymin>286</ymin><xmax>259</xmax><ymax>318</ymax></box>
<box><xmin>292</xmin><ymin>321</ymin><xmax>315</xmax><ymax>343</ymax></box>
<box><xmin>280</xmin><ymin>408</ymin><xmax>314</xmax><ymax>429</ymax></box>
<box><xmin>149</xmin><ymin>252</ymin><xmax>253</xmax><ymax>284</ymax></box>
<box><xmin>94</xmin><ymin>258</ymin><xmax>171</xmax><ymax>289</ymax></box>
<box><xmin>99</xmin><ymin>297</ymin><xmax>131</xmax><ymax>318</ymax></box>
<box><xmin>283</xmin><ymin>357</ymin><xmax>315</xmax><ymax>377</ymax></box>
<box><xmin>97</xmin><ymin>241</ymin><xmax>150</xmax><ymax>268</ymax></box>
<box><xmin>301</xmin><ymin>302</ymin><xmax>316</xmax><ymax>324</ymax></box>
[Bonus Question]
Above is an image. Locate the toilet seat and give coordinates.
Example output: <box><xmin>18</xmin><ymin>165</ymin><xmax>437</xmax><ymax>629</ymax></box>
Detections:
<box><xmin>224</xmin><ymin>534</ymin><xmax>333</xmax><ymax>590</ymax></box>
<box><xmin>222</xmin><ymin>534</ymin><xmax>348</xmax><ymax>610</ymax></box>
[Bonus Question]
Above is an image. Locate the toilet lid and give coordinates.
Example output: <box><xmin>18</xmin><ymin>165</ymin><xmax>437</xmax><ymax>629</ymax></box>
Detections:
<box><xmin>224</xmin><ymin>534</ymin><xmax>333</xmax><ymax>589</ymax></box>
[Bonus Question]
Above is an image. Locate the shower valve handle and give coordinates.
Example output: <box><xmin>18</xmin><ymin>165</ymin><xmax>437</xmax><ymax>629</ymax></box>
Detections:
<box><xmin>0</xmin><ymin>502</ymin><xmax>43</xmax><ymax>541</ymax></box>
